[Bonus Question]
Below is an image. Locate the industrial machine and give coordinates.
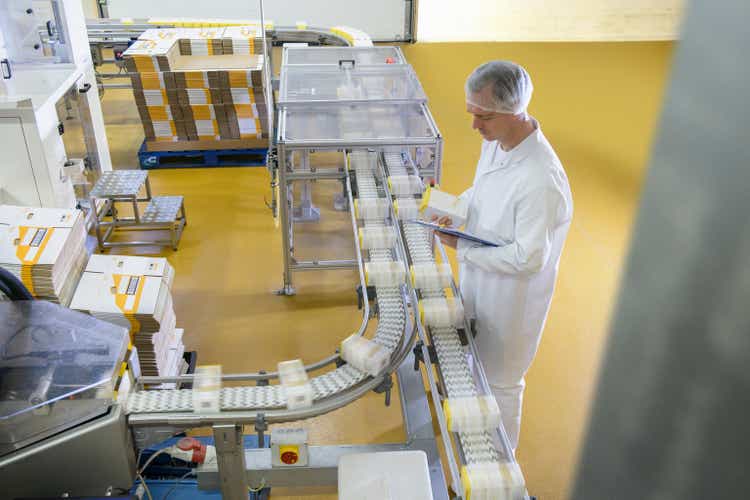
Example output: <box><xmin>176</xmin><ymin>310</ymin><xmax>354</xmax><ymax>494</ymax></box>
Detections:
<box><xmin>0</xmin><ymin>0</ymin><xmax>112</xmax><ymax>210</ymax></box>
<box><xmin>0</xmin><ymin>300</ymin><xmax>136</xmax><ymax>493</ymax></box>
<box><xmin>0</xmin><ymin>7</ymin><xmax>528</xmax><ymax>500</ymax></box>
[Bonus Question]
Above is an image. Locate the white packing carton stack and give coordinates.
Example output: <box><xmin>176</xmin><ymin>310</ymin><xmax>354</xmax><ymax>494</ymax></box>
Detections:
<box><xmin>365</xmin><ymin>261</ymin><xmax>405</xmax><ymax>288</ymax></box>
<box><xmin>358</xmin><ymin>226</ymin><xmax>395</xmax><ymax>250</ymax></box>
<box><xmin>411</xmin><ymin>262</ymin><xmax>453</xmax><ymax>290</ymax></box>
<box><xmin>349</xmin><ymin>151</ymin><xmax>378</xmax><ymax>172</ymax></box>
<box><xmin>278</xmin><ymin>359</ymin><xmax>313</xmax><ymax>410</ymax></box>
<box><xmin>443</xmin><ymin>395</ymin><xmax>502</xmax><ymax>434</ymax></box>
<box><xmin>0</xmin><ymin>205</ymin><xmax>87</xmax><ymax>305</ymax></box>
<box><xmin>419</xmin><ymin>297</ymin><xmax>465</xmax><ymax>329</ymax></box>
<box><xmin>355</xmin><ymin>198</ymin><xmax>389</xmax><ymax>220</ymax></box>
<box><xmin>70</xmin><ymin>254</ymin><xmax>181</xmax><ymax>377</ymax></box>
<box><xmin>193</xmin><ymin>364</ymin><xmax>222</xmax><ymax>413</ymax></box>
<box><xmin>388</xmin><ymin>175</ymin><xmax>423</xmax><ymax>196</ymax></box>
<box><xmin>340</xmin><ymin>334</ymin><xmax>390</xmax><ymax>377</ymax></box>
<box><xmin>223</xmin><ymin>26</ymin><xmax>264</xmax><ymax>55</ymax></box>
<box><xmin>460</xmin><ymin>461</ymin><xmax>526</xmax><ymax>500</ymax></box>
<box><xmin>394</xmin><ymin>198</ymin><xmax>419</xmax><ymax>220</ymax></box>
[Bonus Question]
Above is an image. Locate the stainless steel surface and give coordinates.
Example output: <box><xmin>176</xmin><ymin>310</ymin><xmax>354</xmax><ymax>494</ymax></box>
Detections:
<box><xmin>54</xmin><ymin>76</ymin><xmax>103</xmax><ymax>201</ymax></box>
<box><xmin>141</xmin><ymin>195</ymin><xmax>184</xmax><ymax>223</ymax></box>
<box><xmin>278</xmin><ymin>146</ymin><xmax>294</xmax><ymax>293</ymax></box>
<box><xmin>90</xmin><ymin>170</ymin><xmax>147</xmax><ymax>198</ymax></box>
<box><xmin>572</xmin><ymin>2</ymin><xmax>750</xmax><ymax>499</ymax></box>
<box><xmin>100</xmin><ymin>82</ymin><xmax>133</xmax><ymax>90</ymax></box>
<box><xmin>212</xmin><ymin>424</ymin><xmax>248</xmax><ymax>499</ymax></box>
<box><xmin>0</xmin><ymin>404</ymin><xmax>136</xmax><ymax>498</ymax></box>
<box><xmin>291</xmin><ymin>259</ymin><xmax>358</xmax><ymax>270</ymax></box>
<box><xmin>90</xmin><ymin>174</ymin><xmax>186</xmax><ymax>250</ymax></box>
<box><xmin>287</xmin><ymin>170</ymin><xmax>347</xmax><ymax>180</ymax></box>
<box><xmin>396</xmin><ymin>358</ymin><xmax>450</xmax><ymax>500</ymax></box>
<box><xmin>136</xmin><ymin>351</ymin><xmax>344</xmax><ymax>386</ymax></box>
<box><xmin>0</xmin><ymin>301</ymin><xmax>129</xmax><ymax>457</ymax></box>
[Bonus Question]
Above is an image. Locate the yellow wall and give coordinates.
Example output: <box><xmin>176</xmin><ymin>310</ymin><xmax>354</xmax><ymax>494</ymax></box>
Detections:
<box><xmin>416</xmin><ymin>1</ymin><xmax>685</xmax><ymax>42</ymax></box>
<box><xmin>403</xmin><ymin>41</ymin><xmax>675</xmax><ymax>498</ymax></box>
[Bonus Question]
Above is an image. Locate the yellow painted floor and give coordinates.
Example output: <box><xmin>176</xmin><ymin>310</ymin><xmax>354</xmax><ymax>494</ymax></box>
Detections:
<box><xmin>99</xmin><ymin>41</ymin><xmax>674</xmax><ymax>499</ymax></box>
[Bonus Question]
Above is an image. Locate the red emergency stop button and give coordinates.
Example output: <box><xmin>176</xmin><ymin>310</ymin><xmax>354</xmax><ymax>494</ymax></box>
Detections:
<box><xmin>279</xmin><ymin>445</ymin><xmax>299</xmax><ymax>464</ymax></box>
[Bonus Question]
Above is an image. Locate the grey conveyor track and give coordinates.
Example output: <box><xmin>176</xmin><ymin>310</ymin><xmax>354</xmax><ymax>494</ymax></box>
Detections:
<box><xmin>379</xmin><ymin>152</ymin><xmax>504</xmax><ymax>465</ymax></box>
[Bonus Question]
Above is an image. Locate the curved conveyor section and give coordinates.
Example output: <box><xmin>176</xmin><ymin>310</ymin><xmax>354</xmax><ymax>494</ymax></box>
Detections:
<box><xmin>125</xmin><ymin>162</ymin><xmax>412</xmax><ymax>422</ymax></box>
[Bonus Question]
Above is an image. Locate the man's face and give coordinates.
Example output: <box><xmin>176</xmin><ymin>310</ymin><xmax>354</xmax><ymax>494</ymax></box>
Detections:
<box><xmin>466</xmin><ymin>86</ymin><xmax>513</xmax><ymax>142</ymax></box>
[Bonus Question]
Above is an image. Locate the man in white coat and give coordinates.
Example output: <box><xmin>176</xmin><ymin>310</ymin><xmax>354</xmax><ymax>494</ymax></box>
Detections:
<box><xmin>437</xmin><ymin>61</ymin><xmax>573</xmax><ymax>451</ymax></box>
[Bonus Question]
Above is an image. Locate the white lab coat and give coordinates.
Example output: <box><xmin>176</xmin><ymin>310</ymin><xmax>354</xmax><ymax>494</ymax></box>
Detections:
<box><xmin>457</xmin><ymin>123</ymin><xmax>573</xmax><ymax>450</ymax></box>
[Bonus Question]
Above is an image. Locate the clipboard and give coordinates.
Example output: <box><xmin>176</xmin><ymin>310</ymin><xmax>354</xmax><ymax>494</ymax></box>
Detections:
<box><xmin>409</xmin><ymin>220</ymin><xmax>500</xmax><ymax>247</ymax></box>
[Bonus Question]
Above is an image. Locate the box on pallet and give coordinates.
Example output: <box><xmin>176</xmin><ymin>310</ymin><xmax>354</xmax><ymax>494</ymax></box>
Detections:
<box><xmin>123</xmin><ymin>26</ymin><xmax>269</xmax><ymax>148</ymax></box>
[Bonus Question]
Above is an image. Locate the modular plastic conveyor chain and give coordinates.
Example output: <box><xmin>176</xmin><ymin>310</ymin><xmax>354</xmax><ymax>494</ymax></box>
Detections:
<box><xmin>381</xmin><ymin>152</ymin><xmax>502</xmax><ymax>465</ymax></box>
<box><xmin>125</xmin><ymin>165</ymin><xmax>406</xmax><ymax>413</ymax></box>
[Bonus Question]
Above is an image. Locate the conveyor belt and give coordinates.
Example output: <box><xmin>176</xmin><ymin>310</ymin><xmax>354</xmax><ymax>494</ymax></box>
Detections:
<box><xmin>127</xmin><ymin>289</ymin><xmax>403</xmax><ymax>413</ymax></box>
<box><xmin>126</xmin><ymin>163</ymin><xmax>404</xmax><ymax>415</ymax></box>
<box><xmin>382</xmin><ymin>152</ymin><xmax>501</xmax><ymax>465</ymax></box>
<box><xmin>127</xmin><ymin>151</ymin><xmax>504</xmax><ymax>468</ymax></box>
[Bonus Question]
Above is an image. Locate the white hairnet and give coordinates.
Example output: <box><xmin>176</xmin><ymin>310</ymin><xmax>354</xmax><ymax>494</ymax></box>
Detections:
<box><xmin>465</xmin><ymin>61</ymin><xmax>533</xmax><ymax>115</ymax></box>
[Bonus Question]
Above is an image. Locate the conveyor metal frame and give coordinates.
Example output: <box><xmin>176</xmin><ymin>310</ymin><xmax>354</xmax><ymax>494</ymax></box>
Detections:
<box><xmin>274</xmin><ymin>103</ymin><xmax>443</xmax><ymax>295</ymax></box>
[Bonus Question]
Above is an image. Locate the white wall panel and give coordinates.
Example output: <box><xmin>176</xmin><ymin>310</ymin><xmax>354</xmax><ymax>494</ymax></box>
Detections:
<box><xmin>105</xmin><ymin>0</ymin><xmax>411</xmax><ymax>41</ymax></box>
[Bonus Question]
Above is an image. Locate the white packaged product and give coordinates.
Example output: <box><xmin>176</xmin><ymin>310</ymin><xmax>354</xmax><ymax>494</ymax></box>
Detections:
<box><xmin>365</xmin><ymin>261</ymin><xmax>405</xmax><ymax>287</ymax></box>
<box><xmin>419</xmin><ymin>186</ymin><xmax>468</xmax><ymax>228</ymax></box>
<box><xmin>460</xmin><ymin>461</ymin><xmax>526</xmax><ymax>500</ymax></box>
<box><xmin>411</xmin><ymin>262</ymin><xmax>453</xmax><ymax>290</ymax></box>
<box><xmin>419</xmin><ymin>297</ymin><xmax>464</xmax><ymax>328</ymax></box>
<box><xmin>359</xmin><ymin>226</ymin><xmax>395</xmax><ymax>250</ymax></box>
<box><xmin>393</xmin><ymin>198</ymin><xmax>419</xmax><ymax>220</ymax></box>
<box><xmin>388</xmin><ymin>175</ymin><xmax>423</xmax><ymax>196</ymax></box>
<box><xmin>340</xmin><ymin>334</ymin><xmax>390</xmax><ymax>376</ymax></box>
<box><xmin>193</xmin><ymin>365</ymin><xmax>222</xmax><ymax>413</ymax></box>
<box><xmin>349</xmin><ymin>152</ymin><xmax>378</xmax><ymax>171</ymax></box>
<box><xmin>355</xmin><ymin>198</ymin><xmax>389</xmax><ymax>220</ymax></box>
<box><xmin>444</xmin><ymin>395</ymin><xmax>502</xmax><ymax>434</ymax></box>
<box><xmin>278</xmin><ymin>359</ymin><xmax>313</xmax><ymax>409</ymax></box>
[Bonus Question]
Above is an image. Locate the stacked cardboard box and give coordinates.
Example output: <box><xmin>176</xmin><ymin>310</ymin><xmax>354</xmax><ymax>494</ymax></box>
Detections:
<box><xmin>124</xmin><ymin>27</ymin><xmax>268</xmax><ymax>145</ymax></box>
<box><xmin>222</xmin><ymin>26</ymin><xmax>264</xmax><ymax>55</ymax></box>
<box><xmin>0</xmin><ymin>205</ymin><xmax>87</xmax><ymax>305</ymax></box>
<box><xmin>70</xmin><ymin>254</ymin><xmax>183</xmax><ymax>377</ymax></box>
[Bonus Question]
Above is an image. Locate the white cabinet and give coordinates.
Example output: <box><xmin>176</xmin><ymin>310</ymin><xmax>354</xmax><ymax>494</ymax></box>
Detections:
<box><xmin>0</xmin><ymin>116</ymin><xmax>42</xmax><ymax>206</ymax></box>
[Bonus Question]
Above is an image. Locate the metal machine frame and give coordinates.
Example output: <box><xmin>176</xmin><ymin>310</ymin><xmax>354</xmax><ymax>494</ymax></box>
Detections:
<box><xmin>274</xmin><ymin>45</ymin><xmax>443</xmax><ymax>295</ymax></box>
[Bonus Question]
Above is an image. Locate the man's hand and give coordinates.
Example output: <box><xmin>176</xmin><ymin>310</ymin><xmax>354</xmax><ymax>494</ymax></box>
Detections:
<box><xmin>431</xmin><ymin>215</ymin><xmax>458</xmax><ymax>248</ymax></box>
<box><xmin>437</xmin><ymin>232</ymin><xmax>458</xmax><ymax>248</ymax></box>
<box><xmin>431</xmin><ymin>215</ymin><xmax>454</xmax><ymax>227</ymax></box>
